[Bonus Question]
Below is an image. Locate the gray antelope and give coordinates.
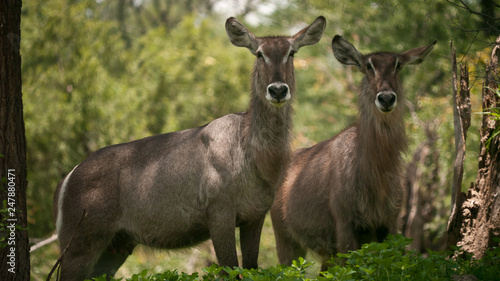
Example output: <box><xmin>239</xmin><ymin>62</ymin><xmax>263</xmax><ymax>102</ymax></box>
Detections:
<box><xmin>52</xmin><ymin>16</ymin><xmax>326</xmax><ymax>280</ymax></box>
<box><xmin>271</xmin><ymin>35</ymin><xmax>435</xmax><ymax>271</ymax></box>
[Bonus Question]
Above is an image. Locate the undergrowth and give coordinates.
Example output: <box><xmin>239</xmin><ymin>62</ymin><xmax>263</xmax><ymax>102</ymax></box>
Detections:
<box><xmin>89</xmin><ymin>234</ymin><xmax>500</xmax><ymax>281</ymax></box>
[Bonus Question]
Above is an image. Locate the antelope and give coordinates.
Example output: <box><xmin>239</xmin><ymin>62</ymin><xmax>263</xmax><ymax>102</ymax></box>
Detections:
<box><xmin>52</xmin><ymin>16</ymin><xmax>326</xmax><ymax>280</ymax></box>
<box><xmin>270</xmin><ymin>35</ymin><xmax>435</xmax><ymax>271</ymax></box>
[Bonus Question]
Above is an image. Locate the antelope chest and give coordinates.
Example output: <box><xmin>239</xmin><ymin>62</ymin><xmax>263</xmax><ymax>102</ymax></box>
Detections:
<box><xmin>353</xmin><ymin>183</ymin><xmax>402</xmax><ymax>228</ymax></box>
<box><xmin>235</xmin><ymin>173</ymin><xmax>277</xmax><ymax>223</ymax></box>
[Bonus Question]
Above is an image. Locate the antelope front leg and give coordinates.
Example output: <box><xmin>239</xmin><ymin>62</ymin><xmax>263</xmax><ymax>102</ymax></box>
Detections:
<box><xmin>335</xmin><ymin>219</ymin><xmax>359</xmax><ymax>253</ymax></box>
<box><xmin>240</xmin><ymin>216</ymin><xmax>266</xmax><ymax>269</ymax></box>
<box><xmin>208</xmin><ymin>208</ymin><xmax>239</xmax><ymax>270</ymax></box>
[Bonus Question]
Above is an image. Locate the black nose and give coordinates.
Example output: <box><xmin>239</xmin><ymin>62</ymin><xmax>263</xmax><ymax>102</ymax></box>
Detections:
<box><xmin>377</xmin><ymin>92</ymin><xmax>396</xmax><ymax>109</ymax></box>
<box><xmin>268</xmin><ymin>84</ymin><xmax>289</xmax><ymax>102</ymax></box>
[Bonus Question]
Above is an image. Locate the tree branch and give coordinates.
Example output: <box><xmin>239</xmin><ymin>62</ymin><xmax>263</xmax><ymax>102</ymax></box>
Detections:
<box><xmin>446</xmin><ymin>0</ymin><xmax>500</xmax><ymax>20</ymax></box>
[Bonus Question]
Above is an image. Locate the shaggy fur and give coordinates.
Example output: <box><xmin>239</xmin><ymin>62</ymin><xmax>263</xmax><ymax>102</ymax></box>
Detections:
<box><xmin>271</xmin><ymin>35</ymin><xmax>435</xmax><ymax>271</ymax></box>
<box><xmin>53</xmin><ymin>17</ymin><xmax>326</xmax><ymax>281</ymax></box>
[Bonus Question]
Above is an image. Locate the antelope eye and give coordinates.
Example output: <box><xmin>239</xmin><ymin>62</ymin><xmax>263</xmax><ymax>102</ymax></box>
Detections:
<box><xmin>256</xmin><ymin>51</ymin><xmax>263</xmax><ymax>58</ymax></box>
<box><xmin>395</xmin><ymin>61</ymin><xmax>402</xmax><ymax>70</ymax></box>
<box><xmin>289</xmin><ymin>50</ymin><xmax>296</xmax><ymax>57</ymax></box>
<box><xmin>366</xmin><ymin>62</ymin><xmax>373</xmax><ymax>72</ymax></box>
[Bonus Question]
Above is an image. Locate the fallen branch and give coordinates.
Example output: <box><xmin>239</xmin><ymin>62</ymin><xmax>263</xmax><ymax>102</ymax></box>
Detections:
<box><xmin>30</xmin><ymin>234</ymin><xmax>58</xmax><ymax>252</ymax></box>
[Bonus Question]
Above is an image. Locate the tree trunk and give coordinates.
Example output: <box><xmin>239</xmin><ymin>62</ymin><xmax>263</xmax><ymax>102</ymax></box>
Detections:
<box><xmin>0</xmin><ymin>0</ymin><xmax>30</xmax><ymax>279</ymax></box>
<box><xmin>447</xmin><ymin>40</ymin><xmax>472</xmax><ymax>249</ymax></box>
<box><xmin>447</xmin><ymin>36</ymin><xmax>500</xmax><ymax>258</ymax></box>
<box><xmin>402</xmin><ymin>123</ymin><xmax>444</xmax><ymax>253</ymax></box>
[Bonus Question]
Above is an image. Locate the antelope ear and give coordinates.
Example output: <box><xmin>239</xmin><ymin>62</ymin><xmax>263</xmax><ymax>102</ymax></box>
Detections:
<box><xmin>290</xmin><ymin>16</ymin><xmax>326</xmax><ymax>51</ymax></box>
<box><xmin>225</xmin><ymin>17</ymin><xmax>259</xmax><ymax>54</ymax></box>
<box><xmin>331</xmin><ymin>35</ymin><xmax>363</xmax><ymax>67</ymax></box>
<box><xmin>400</xmin><ymin>40</ymin><xmax>436</xmax><ymax>65</ymax></box>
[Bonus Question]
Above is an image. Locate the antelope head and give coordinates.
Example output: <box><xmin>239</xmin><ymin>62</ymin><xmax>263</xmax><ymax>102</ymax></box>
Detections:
<box><xmin>332</xmin><ymin>35</ymin><xmax>436</xmax><ymax>114</ymax></box>
<box><xmin>226</xmin><ymin>17</ymin><xmax>326</xmax><ymax>108</ymax></box>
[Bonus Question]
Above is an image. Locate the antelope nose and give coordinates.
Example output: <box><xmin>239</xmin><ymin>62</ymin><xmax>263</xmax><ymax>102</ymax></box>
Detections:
<box><xmin>375</xmin><ymin>91</ymin><xmax>397</xmax><ymax>113</ymax></box>
<box><xmin>266</xmin><ymin>83</ymin><xmax>290</xmax><ymax>106</ymax></box>
<box><xmin>269</xmin><ymin>84</ymin><xmax>289</xmax><ymax>101</ymax></box>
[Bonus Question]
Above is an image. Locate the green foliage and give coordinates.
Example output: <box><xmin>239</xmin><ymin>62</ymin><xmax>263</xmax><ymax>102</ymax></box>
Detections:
<box><xmin>480</xmin><ymin>85</ymin><xmax>500</xmax><ymax>149</ymax></box>
<box><xmin>84</xmin><ymin>235</ymin><xmax>499</xmax><ymax>281</ymax></box>
<box><xmin>23</xmin><ymin>0</ymin><xmax>497</xmax><ymax>279</ymax></box>
<box><xmin>88</xmin><ymin>257</ymin><xmax>315</xmax><ymax>281</ymax></box>
<box><xmin>89</xmin><ymin>268</ymin><xmax>200</xmax><ymax>281</ymax></box>
<box><xmin>320</xmin><ymin>234</ymin><xmax>500</xmax><ymax>281</ymax></box>
<box><xmin>323</xmin><ymin>235</ymin><xmax>447</xmax><ymax>280</ymax></box>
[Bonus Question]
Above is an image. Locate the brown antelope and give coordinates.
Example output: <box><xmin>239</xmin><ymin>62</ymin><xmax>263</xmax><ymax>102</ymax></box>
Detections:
<box><xmin>270</xmin><ymin>35</ymin><xmax>435</xmax><ymax>271</ymax></box>
<box><xmin>52</xmin><ymin>17</ymin><xmax>326</xmax><ymax>280</ymax></box>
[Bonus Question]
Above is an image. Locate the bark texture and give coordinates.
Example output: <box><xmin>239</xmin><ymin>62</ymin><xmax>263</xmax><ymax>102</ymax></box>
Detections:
<box><xmin>0</xmin><ymin>0</ymin><xmax>30</xmax><ymax>279</ymax></box>
<box><xmin>447</xmin><ymin>36</ymin><xmax>500</xmax><ymax>258</ymax></box>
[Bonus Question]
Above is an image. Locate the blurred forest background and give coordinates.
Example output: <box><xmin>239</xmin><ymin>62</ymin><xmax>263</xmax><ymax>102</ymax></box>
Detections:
<box><xmin>24</xmin><ymin>0</ymin><xmax>499</xmax><ymax>279</ymax></box>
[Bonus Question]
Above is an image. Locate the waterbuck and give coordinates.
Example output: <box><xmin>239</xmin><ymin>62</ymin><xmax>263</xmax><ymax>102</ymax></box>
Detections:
<box><xmin>52</xmin><ymin>16</ymin><xmax>326</xmax><ymax>280</ymax></box>
<box><xmin>270</xmin><ymin>35</ymin><xmax>435</xmax><ymax>270</ymax></box>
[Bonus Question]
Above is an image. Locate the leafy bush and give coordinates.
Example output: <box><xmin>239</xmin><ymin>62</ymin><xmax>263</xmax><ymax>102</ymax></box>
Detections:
<box><xmin>322</xmin><ymin>235</ymin><xmax>499</xmax><ymax>281</ymax></box>
<box><xmin>322</xmin><ymin>235</ymin><xmax>450</xmax><ymax>280</ymax></box>
<box><xmin>88</xmin><ymin>235</ymin><xmax>499</xmax><ymax>281</ymax></box>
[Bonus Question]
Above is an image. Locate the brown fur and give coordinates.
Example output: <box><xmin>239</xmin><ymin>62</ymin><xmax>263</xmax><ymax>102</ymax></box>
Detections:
<box><xmin>270</xmin><ymin>35</ymin><xmax>435</xmax><ymax>270</ymax></box>
<box><xmin>52</xmin><ymin>17</ymin><xmax>325</xmax><ymax>281</ymax></box>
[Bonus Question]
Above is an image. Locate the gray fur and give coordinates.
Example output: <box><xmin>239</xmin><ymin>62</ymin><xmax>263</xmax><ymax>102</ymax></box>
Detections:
<box><xmin>271</xmin><ymin>36</ymin><xmax>435</xmax><ymax>271</ymax></box>
<box><xmin>52</xmin><ymin>16</ymin><xmax>325</xmax><ymax>281</ymax></box>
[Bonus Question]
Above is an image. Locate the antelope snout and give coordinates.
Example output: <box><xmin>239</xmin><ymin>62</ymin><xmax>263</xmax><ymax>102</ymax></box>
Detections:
<box><xmin>375</xmin><ymin>91</ymin><xmax>397</xmax><ymax>113</ymax></box>
<box><xmin>266</xmin><ymin>83</ymin><xmax>290</xmax><ymax>107</ymax></box>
